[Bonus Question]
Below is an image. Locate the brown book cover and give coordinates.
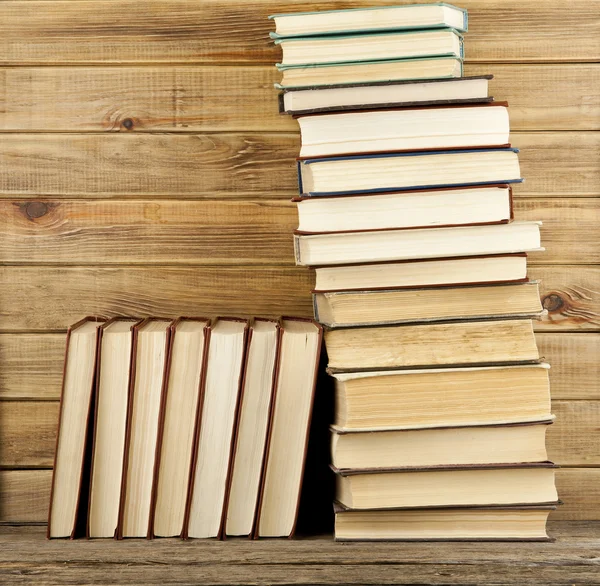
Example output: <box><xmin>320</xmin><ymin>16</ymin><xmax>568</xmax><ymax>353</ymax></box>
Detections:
<box><xmin>253</xmin><ymin>317</ymin><xmax>324</xmax><ymax>539</ymax></box>
<box><xmin>332</xmin><ymin>502</ymin><xmax>557</xmax><ymax>542</ymax></box>
<box><xmin>116</xmin><ymin>318</ymin><xmax>173</xmax><ymax>540</ymax></box>
<box><xmin>221</xmin><ymin>318</ymin><xmax>282</xmax><ymax>540</ymax></box>
<box><xmin>86</xmin><ymin>317</ymin><xmax>142</xmax><ymax>539</ymax></box>
<box><xmin>47</xmin><ymin>316</ymin><xmax>106</xmax><ymax>539</ymax></box>
<box><xmin>294</xmin><ymin>185</ymin><xmax>514</xmax><ymax>235</ymax></box>
<box><xmin>148</xmin><ymin>317</ymin><xmax>211</xmax><ymax>539</ymax></box>
<box><xmin>293</xmin><ymin>99</ymin><xmax>508</xmax><ymax>120</ymax></box>
<box><xmin>311</xmin><ymin>252</ymin><xmax>529</xmax><ymax>294</ymax></box>
<box><xmin>182</xmin><ymin>317</ymin><xmax>250</xmax><ymax>540</ymax></box>
<box><xmin>278</xmin><ymin>75</ymin><xmax>494</xmax><ymax>115</ymax></box>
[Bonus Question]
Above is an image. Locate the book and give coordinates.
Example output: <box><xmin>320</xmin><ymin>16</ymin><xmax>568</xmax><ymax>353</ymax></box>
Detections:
<box><xmin>331</xmin><ymin>422</ymin><xmax>551</xmax><ymax>470</ymax></box>
<box><xmin>294</xmin><ymin>221</ymin><xmax>542</xmax><ymax>267</ymax></box>
<box><xmin>297</xmin><ymin>147</ymin><xmax>522</xmax><ymax>196</ymax></box>
<box><xmin>325</xmin><ymin>318</ymin><xmax>540</xmax><ymax>372</ymax></box>
<box><xmin>275</xmin><ymin>29</ymin><xmax>464</xmax><ymax>68</ymax></box>
<box><xmin>88</xmin><ymin>318</ymin><xmax>139</xmax><ymax>538</ymax></box>
<box><xmin>331</xmin><ymin>364</ymin><xmax>551</xmax><ymax>431</ymax></box>
<box><xmin>313</xmin><ymin>254</ymin><xmax>528</xmax><ymax>292</ymax></box>
<box><xmin>333</xmin><ymin>463</ymin><xmax>558</xmax><ymax>510</ymax></box>
<box><xmin>297</xmin><ymin>103</ymin><xmax>509</xmax><ymax>157</ymax></box>
<box><xmin>276</xmin><ymin>57</ymin><xmax>463</xmax><ymax>89</ymax></box>
<box><xmin>279</xmin><ymin>76</ymin><xmax>492</xmax><ymax>116</ymax></box>
<box><xmin>185</xmin><ymin>318</ymin><xmax>248</xmax><ymax>539</ymax></box>
<box><xmin>295</xmin><ymin>185</ymin><xmax>513</xmax><ymax>234</ymax></box>
<box><xmin>255</xmin><ymin>318</ymin><xmax>323</xmax><ymax>538</ymax></box>
<box><xmin>269</xmin><ymin>4</ymin><xmax>468</xmax><ymax>38</ymax></box>
<box><xmin>313</xmin><ymin>281</ymin><xmax>543</xmax><ymax>327</ymax></box>
<box><xmin>152</xmin><ymin>318</ymin><xmax>210</xmax><ymax>538</ymax></box>
<box><xmin>117</xmin><ymin>319</ymin><xmax>172</xmax><ymax>539</ymax></box>
<box><xmin>334</xmin><ymin>505</ymin><xmax>554</xmax><ymax>541</ymax></box>
<box><xmin>225</xmin><ymin>319</ymin><xmax>280</xmax><ymax>537</ymax></box>
<box><xmin>48</xmin><ymin>317</ymin><xmax>105</xmax><ymax>539</ymax></box>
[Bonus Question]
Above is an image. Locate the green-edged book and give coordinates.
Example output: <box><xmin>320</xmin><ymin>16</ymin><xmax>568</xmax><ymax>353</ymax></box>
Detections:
<box><xmin>269</xmin><ymin>3</ymin><xmax>468</xmax><ymax>38</ymax></box>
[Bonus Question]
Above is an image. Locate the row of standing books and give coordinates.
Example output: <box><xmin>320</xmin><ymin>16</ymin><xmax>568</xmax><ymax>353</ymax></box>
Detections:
<box><xmin>48</xmin><ymin>317</ymin><xmax>322</xmax><ymax>539</ymax></box>
<box><xmin>273</xmin><ymin>3</ymin><xmax>559</xmax><ymax>541</ymax></box>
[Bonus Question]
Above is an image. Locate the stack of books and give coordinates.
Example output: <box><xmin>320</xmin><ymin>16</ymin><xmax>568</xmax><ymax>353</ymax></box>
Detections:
<box><xmin>273</xmin><ymin>3</ymin><xmax>559</xmax><ymax>541</ymax></box>
<box><xmin>47</xmin><ymin>317</ymin><xmax>322</xmax><ymax>540</ymax></box>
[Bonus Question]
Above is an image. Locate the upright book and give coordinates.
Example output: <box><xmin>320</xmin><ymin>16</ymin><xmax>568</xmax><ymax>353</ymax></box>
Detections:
<box><xmin>185</xmin><ymin>318</ymin><xmax>248</xmax><ymax>539</ymax></box>
<box><xmin>255</xmin><ymin>318</ymin><xmax>323</xmax><ymax>538</ymax></box>
<box><xmin>48</xmin><ymin>317</ymin><xmax>105</xmax><ymax>539</ymax></box>
<box><xmin>152</xmin><ymin>318</ymin><xmax>210</xmax><ymax>538</ymax></box>
<box><xmin>225</xmin><ymin>319</ymin><xmax>280</xmax><ymax>537</ymax></box>
<box><xmin>88</xmin><ymin>318</ymin><xmax>139</xmax><ymax>539</ymax></box>
<box><xmin>117</xmin><ymin>319</ymin><xmax>172</xmax><ymax>539</ymax></box>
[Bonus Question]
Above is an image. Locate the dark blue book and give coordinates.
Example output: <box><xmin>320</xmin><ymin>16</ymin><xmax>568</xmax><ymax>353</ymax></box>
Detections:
<box><xmin>297</xmin><ymin>147</ymin><xmax>523</xmax><ymax>197</ymax></box>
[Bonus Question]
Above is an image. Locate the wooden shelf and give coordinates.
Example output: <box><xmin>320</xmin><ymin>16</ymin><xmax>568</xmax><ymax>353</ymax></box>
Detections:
<box><xmin>1</xmin><ymin>522</ymin><xmax>599</xmax><ymax>584</ymax></box>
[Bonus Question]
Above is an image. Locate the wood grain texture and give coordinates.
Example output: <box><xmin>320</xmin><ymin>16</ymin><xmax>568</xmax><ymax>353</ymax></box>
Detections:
<box><xmin>0</xmin><ymin>198</ymin><xmax>594</xmax><ymax>265</ymax></box>
<box><xmin>0</xmin><ymin>0</ymin><xmax>597</xmax><ymax>65</ymax></box>
<box><xmin>533</xmin><ymin>267</ymin><xmax>600</xmax><ymax>332</ymax></box>
<box><xmin>0</xmin><ymin>64</ymin><xmax>597</xmax><ymax>132</ymax></box>
<box><xmin>0</xmin><ymin>132</ymin><xmax>597</xmax><ymax>198</ymax></box>
<box><xmin>5</xmin><ymin>333</ymin><xmax>597</xmax><ymax>401</ymax></box>
<box><xmin>0</xmin><ymin>266</ymin><xmax>314</xmax><ymax>331</ymax></box>
<box><xmin>538</xmin><ymin>334</ymin><xmax>600</xmax><ymax>400</ymax></box>
<box><xmin>0</xmin><ymin>400</ymin><xmax>595</xmax><ymax>468</ymax></box>
<box><xmin>0</xmin><ymin>266</ymin><xmax>597</xmax><ymax>332</ymax></box>
<box><xmin>0</xmin><ymin>469</ymin><xmax>596</xmax><ymax>523</ymax></box>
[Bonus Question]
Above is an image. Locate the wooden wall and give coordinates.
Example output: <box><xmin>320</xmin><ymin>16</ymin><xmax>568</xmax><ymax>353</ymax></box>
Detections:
<box><xmin>0</xmin><ymin>0</ymin><xmax>598</xmax><ymax>524</ymax></box>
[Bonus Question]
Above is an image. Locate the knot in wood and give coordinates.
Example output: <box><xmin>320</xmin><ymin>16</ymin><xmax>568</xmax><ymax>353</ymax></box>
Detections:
<box><xmin>24</xmin><ymin>202</ymin><xmax>49</xmax><ymax>219</ymax></box>
<box><xmin>122</xmin><ymin>118</ymin><xmax>134</xmax><ymax>130</ymax></box>
<box><xmin>542</xmin><ymin>293</ymin><xmax>564</xmax><ymax>312</ymax></box>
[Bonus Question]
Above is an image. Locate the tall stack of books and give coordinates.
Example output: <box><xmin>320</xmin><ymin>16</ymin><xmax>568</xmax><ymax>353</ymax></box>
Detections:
<box><xmin>272</xmin><ymin>3</ymin><xmax>559</xmax><ymax>541</ymax></box>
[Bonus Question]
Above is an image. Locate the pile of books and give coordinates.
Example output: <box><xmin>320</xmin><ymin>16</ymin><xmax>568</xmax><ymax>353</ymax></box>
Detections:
<box><xmin>273</xmin><ymin>3</ymin><xmax>559</xmax><ymax>541</ymax></box>
<box><xmin>48</xmin><ymin>317</ymin><xmax>322</xmax><ymax>539</ymax></box>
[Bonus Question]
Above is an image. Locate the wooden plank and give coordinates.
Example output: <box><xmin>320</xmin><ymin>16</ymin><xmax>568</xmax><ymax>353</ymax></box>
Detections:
<box><xmin>548</xmin><ymin>402</ymin><xmax>600</xmax><ymax>466</ymax></box>
<box><xmin>533</xmin><ymin>267</ymin><xmax>600</xmax><ymax>332</ymax></box>
<box><xmin>6</xmin><ymin>333</ymin><xmax>598</xmax><ymax>401</ymax></box>
<box><xmin>0</xmin><ymin>1</ymin><xmax>597</xmax><ymax>65</ymax></box>
<box><xmin>554</xmin><ymin>469</ymin><xmax>600</xmax><ymax>521</ymax></box>
<box><xmin>0</xmin><ymin>132</ymin><xmax>597</xmax><ymax>199</ymax></box>
<box><xmin>0</xmin><ymin>266</ymin><xmax>597</xmax><ymax>332</ymax></box>
<box><xmin>0</xmin><ymin>400</ymin><xmax>596</xmax><ymax>468</ymax></box>
<box><xmin>0</xmin><ymin>198</ymin><xmax>595</xmax><ymax>265</ymax></box>
<box><xmin>0</xmin><ymin>403</ymin><xmax>58</xmax><ymax>468</ymax></box>
<box><xmin>2</xmin><ymin>521</ymin><xmax>600</xmax><ymax>564</ymax></box>
<box><xmin>539</xmin><ymin>334</ymin><xmax>600</xmax><ymax>400</ymax></box>
<box><xmin>515</xmin><ymin>199</ymin><xmax>600</xmax><ymax>265</ymax></box>
<box><xmin>0</xmin><ymin>334</ymin><xmax>65</xmax><ymax>400</ymax></box>
<box><xmin>0</xmin><ymin>266</ymin><xmax>315</xmax><ymax>331</ymax></box>
<box><xmin>0</xmin><ymin>469</ymin><xmax>597</xmax><ymax>524</ymax></box>
<box><xmin>0</xmin><ymin>199</ymin><xmax>296</xmax><ymax>265</ymax></box>
<box><xmin>0</xmin><ymin>470</ymin><xmax>50</xmax><ymax>523</ymax></box>
<box><xmin>0</xmin><ymin>65</ymin><xmax>597</xmax><ymax>133</ymax></box>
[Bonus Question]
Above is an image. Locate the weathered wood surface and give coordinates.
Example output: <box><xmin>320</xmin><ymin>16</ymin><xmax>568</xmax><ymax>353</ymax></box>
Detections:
<box><xmin>0</xmin><ymin>132</ymin><xmax>598</xmax><ymax>198</ymax></box>
<box><xmin>0</xmin><ymin>465</ymin><xmax>598</xmax><ymax>522</ymax></box>
<box><xmin>0</xmin><ymin>64</ymin><xmax>597</xmax><ymax>132</ymax></box>
<box><xmin>1</xmin><ymin>0</ymin><xmax>598</xmax><ymax>65</ymax></box>
<box><xmin>0</xmin><ymin>198</ymin><xmax>596</xmax><ymax>265</ymax></box>
<box><xmin>3</xmin><ymin>333</ymin><xmax>596</xmax><ymax>401</ymax></box>
<box><xmin>537</xmin><ymin>334</ymin><xmax>600</xmax><ymax>400</ymax></box>
<box><xmin>0</xmin><ymin>400</ymin><xmax>595</xmax><ymax>468</ymax></box>
<box><xmin>0</xmin><ymin>266</ymin><xmax>597</xmax><ymax>331</ymax></box>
